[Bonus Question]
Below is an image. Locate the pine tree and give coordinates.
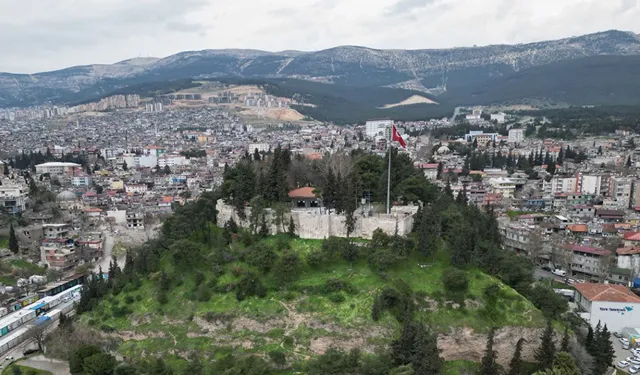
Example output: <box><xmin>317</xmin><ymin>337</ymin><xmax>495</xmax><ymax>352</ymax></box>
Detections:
<box><xmin>8</xmin><ymin>223</ymin><xmax>19</xmax><ymax>254</ymax></box>
<box><xmin>456</xmin><ymin>184</ymin><xmax>468</xmax><ymax>205</ymax></box>
<box><xmin>287</xmin><ymin>216</ymin><xmax>296</xmax><ymax>237</ymax></box>
<box><xmin>560</xmin><ymin>327</ymin><xmax>570</xmax><ymax>352</ymax></box>
<box><xmin>627</xmin><ymin>155</ymin><xmax>633</xmax><ymax>168</ymax></box>
<box><xmin>436</xmin><ymin>162</ymin><xmax>443</xmax><ymax>180</ymax></box>
<box><xmin>534</xmin><ymin>320</ymin><xmax>556</xmax><ymax>371</ymax></box>
<box><xmin>259</xmin><ymin>216</ymin><xmax>269</xmax><ymax>237</ymax></box>
<box><xmin>478</xmin><ymin>328</ymin><xmax>499</xmax><ymax>375</ymax></box>
<box><xmin>2</xmin><ymin>162</ymin><xmax>8</xmax><ymax>176</ymax></box>
<box><xmin>585</xmin><ymin>325</ymin><xmax>594</xmax><ymax>354</ymax></box>
<box><xmin>444</xmin><ymin>181</ymin><xmax>453</xmax><ymax>199</ymax></box>
<box><xmin>122</xmin><ymin>161</ymin><xmax>128</xmax><ymax>171</ymax></box>
<box><xmin>553</xmin><ymin>352</ymin><xmax>580</xmax><ymax>375</ymax></box>
<box><xmin>592</xmin><ymin>324</ymin><xmax>615</xmax><ymax>375</ymax></box>
<box><xmin>253</xmin><ymin>148</ymin><xmax>261</xmax><ymax>162</ymax></box>
<box><xmin>508</xmin><ymin>338</ymin><xmax>525</xmax><ymax>375</ymax></box>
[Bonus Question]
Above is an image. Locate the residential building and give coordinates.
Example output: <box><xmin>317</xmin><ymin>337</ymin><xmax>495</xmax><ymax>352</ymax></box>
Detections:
<box><xmin>616</xmin><ymin>246</ymin><xmax>640</xmax><ymax>278</ymax></box>
<box><xmin>573</xmin><ymin>283</ymin><xmax>640</xmax><ymax>333</ymax></box>
<box><xmin>0</xmin><ymin>182</ymin><xmax>26</xmax><ymax>214</ymax></box>
<box><xmin>567</xmin><ymin>244</ymin><xmax>612</xmax><ymax>282</ymax></box>
<box><xmin>42</xmin><ymin>223</ymin><xmax>71</xmax><ymax>239</ymax></box>
<box><xmin>35</xmin><ymin>162</ymin><xmax>81</xmax><ymax>176</ymax></box>
<box><xmin>365</xmin><ymin>119</ymin><xmax>393</xmax><ymax>138</ymax></box>
<box><xmin>126</xmin><ymin>212</ymin><xmax>145</xmax><ymax>229</ymax></box>
<box><xmin>491</xmin><ymin>113</ymin><xmax>506</xmax><ymax>124</ymax></box>
<box><xmin>247</xmin><ymin>143</ymin><xmax>270</xmax><ymax>154</ymax></box>
<box><xmin>611</xmin><ymin>177</ymin><xmax>633</xmax><ymax>209</ymax></box>
<box><xmin>72</xmin><ymin>175</ymin><xmax>92</xmax><ymax>187</ymax></box>
<box><xmin>508</xmin><ymin>128</ymin><xmax>524</xmax><ymax>143</ymax></box>
<box><xmin>488</xmin><ymin>177</ymin><xmax>516</xmax><ymax>198</ymax></box>
<box><xmin>125</xmin><ymin>184</ymin><xmax>148</xmax><ymax>195</ymax></box>
<box><xmin>40</xmin><ymin>238</ymin><xmax>77</xmax><ymax>270</ymax></box>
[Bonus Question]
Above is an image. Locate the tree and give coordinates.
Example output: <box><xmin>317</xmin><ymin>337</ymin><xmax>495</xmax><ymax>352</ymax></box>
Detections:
<box><xmin>259</xmin><ymin>216</ymin><xmax>269</xmax><ymax>237</ymax></box>
<box><xmin>122</xmin><ymin>161</ymin><xmax>128</xmax><ymax>171</ymax></box>
<box><xmin>478</xmin><ymin>328</ymin><xmax>500</xmax><ymax>375</ymax></box>
<box><xmin>253</xmin><ymin>148</ymin><xmax>261</xmax><ymax>162</ymax></box>
<box><xmin>273</xmin><ymin>250</ymin><xmax>303</xmax><ymax>286</ymax></box>
<box><xmin>436</xmin><ymin>162</ymin><xmax>443</xmax><ymax>180</ymax></box>
<box><xmin>535</xmin><ymin>320</ymin><xmax>556</xmax><ymax>371</ymax></box>
<box><xmin>627</xmin><ymin>155</ymin><xmax>633</xmax><ymax>168</ymax></box>
<box><xmin>26</xmin><ymin>324</ymin><xmax>47</xmax><ymax>352</ymax></box>
<box><xmin>546</xmin><ymin>162</ymin><xmax>556</xmax><ymax>175</ymax></box>
<box><xmin>69</xmin><ymin>345</ymin><xmax>102</xmax><ymax>374</ymax></box>
<box><xmin>508</xmin><ymin>338</ymin><xmax>526</xmax><ymax>375</ymax></box>
<box><xmin>8</xmin><ymin>223</ymin><xmax>18</xmax><ymax>254</ymax></box>
<box><xmin>560</xmin><ymin>327</ymin><xmax>570</xmax><ymax>352</ymax></box>
<box><xmin>592</xmin><ymin>324</ymin><xmax>615</xmax><ymax>375</ymax></box>
<box><xmin>585</xmin><ymin>325</ymin><xmax>594</xmax><ymax>354</ymax></box>
<box><xmin>552</xmin><ymin>352</ymin><xmax>580</xmax><ymax>375</ymax></box>
<box><xmin>2</xmin><ymin>162</ymin><xmax>8</xmax><ymax>176</ymax></box>
<box><xmin>83</xmin><ymin>352</ymin><xmax>118</xmax><ymax>375</ymax></box>
<box><xmin>287</xmin><ymin>216</ymin><xmax>296</xmax><ymax>237</ymax></box>
<box><xmin>391</xmin><ymin>320</ymin><xmax>442</xmax><ymax>375</ymax></box>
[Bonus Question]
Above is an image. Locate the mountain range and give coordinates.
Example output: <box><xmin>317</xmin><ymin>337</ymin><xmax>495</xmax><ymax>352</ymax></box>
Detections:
<box><xmin>2</xmin><ymin>29</ymin><xmax>640</xmax><ymax>115</ymax></box>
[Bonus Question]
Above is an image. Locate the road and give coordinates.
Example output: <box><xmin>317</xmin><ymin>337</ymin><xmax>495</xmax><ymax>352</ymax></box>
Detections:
<box><xmin>19</xmin><ymin>355</ymin><xmax>70</xmax><ymax>375</ymax></box>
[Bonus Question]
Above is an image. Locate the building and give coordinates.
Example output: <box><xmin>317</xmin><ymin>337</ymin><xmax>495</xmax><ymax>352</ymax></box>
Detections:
<box><xmin>491</xmin><ymin>113</ymin><xmax>506</xmax><ymax>124</ymax></box>
<box><xmin>126</xmin><ymin>212</ymin><xmax>144</xmax><ymax>229</ymax></box>
<box><xmin>42</xmin><ymin>223</ymin><xmax>71</xmax><ymax>239</ymax></box>
<box><xmin>125</xmin><ymin>184</ymin><xmax>148</xmax><ymax>195</ymax></box>
<box><xmin>567</xmin><ymin>244</ymin><xmax>612</xmax><ymax>282</ymax></box>
<box><xmin>40</xmin><ymin>238</ymin><xmax>77</xmax><ymax>270</ymax></box>
<box><xmin>616</xmin><ymin>246</ymin><xmax>640</xmax><ymax>279</ymax></box>
<box><xmin>464</xmin><ymin>131</ymin><xmax>499</xmax><ymax>143</ymax></box>
<box><xmin>508</xmin><ymin>128</ymin><xmax>524</xmax><ymax>143</ymax></box>
<box><xmin>573</xmin><ymin>283</ymin><xmax>640</xmax><ymax>333</ymax></box>
<box><xmin>488</xmin><ymin>177</ymin><xmax>516</xmax><ymax>198</ymax></box>
<box><xmin>365</xmin><ymin>120</ymin><xmax>393</xmax><ymax>138</ymax></box>
<box><xmin>611</xmin><ymin>177</ymin><xmax>633</xmax><ymax>209</ymax></box>
<box><xmin>71</xmin><ymin>175</ymin><xmax>92</xmax><ymax>187</ymax></box>
<box><xmin>581</xmin><ymin>175</ymin><xmax>602</xmax><ymax>196</ymax></box>
<box><xmin>0</xmin><ymin>182</ymin><xmax>26</xmax><ymax>214</ymax></box>
<box><xmin>247</xmin><ymin>143</ymin><xmax>270</xmax><ymax>154</ymax></box>
<box><xmin>35</xmin><ymin>162</ymin><xmax>81</xmax><ymax>176</ymax></box>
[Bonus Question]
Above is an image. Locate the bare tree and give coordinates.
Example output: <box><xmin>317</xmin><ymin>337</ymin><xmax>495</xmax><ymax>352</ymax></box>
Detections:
<box><xmin>26</xmin><ymin>324</ymin><xmax>47</xmax><ymax>352</ymax></box>
<box><xmin>597</xmin><ymin>253</ymin><xmax>613</xmax><ymax>283</ymax></box>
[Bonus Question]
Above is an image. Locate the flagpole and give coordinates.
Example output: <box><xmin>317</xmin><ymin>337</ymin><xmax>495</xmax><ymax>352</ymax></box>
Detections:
<box><xmin>386</xmin><ymin>132</ymin><xmax>392</xmax><ymax>215</ymax></box>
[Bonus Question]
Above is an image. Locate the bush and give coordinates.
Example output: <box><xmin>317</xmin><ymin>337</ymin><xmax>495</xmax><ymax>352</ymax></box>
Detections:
<box><xmin>307</xmin><ymin>251</ymin><xmax>326</xmax><ymax>269</ymax></box>
<box><xmin>283</xmin><ymin>336</ymin><xmax>294</xmax><ymax>347</ymax></box>
<box><xmin>322</xmin><ymin>279</ymin><xmax>356</xmax><ymax>295</ymax></box>
<box><xmin>245</xmin><ymin>244</ymin><xmax>279</xmax><ymax>274</ymax></box>
<box><xmin>328</xmin><ymin>293</ymin><xmax>346</xmax><ymax>304</ymax></box>
<box><xmin>100</xmin><ymin>324</ymin><xmax>116</xmax><ymax>333</ymax></box>
<box><xmin>268</xmin><ymin>350</ymin><xmax>287</xmax><ymax>366</ymax></box>
<box><xmin>196</xmin><ymin>283</ymin><xmax>212</xmax><ymax>302</ymax></box>
<box><xmin>124</xmin><ymin>295</ymin><xmax>135</xmax><ymax>304</ymax></box>
<box><xmin>442</xmin><ymin>268</ymin><xmax>469</xmax><ymax>295</ymax></box>
<box><xmin>236</xmin><ymin>273</ymin><xmax>267</xmax><ymax>301</ymax></box>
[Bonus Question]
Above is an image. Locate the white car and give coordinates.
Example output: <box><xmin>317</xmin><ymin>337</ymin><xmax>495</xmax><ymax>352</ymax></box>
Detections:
<box><xmin>552</xmin><ymin>269</ymin><xmax>567</xmax><ymax>277</ymax></box>
<box><xmin>630</xmin><ymin>365</ymin><xmax>640</xmax><ymax>374</ymax></box>
<box><xmin>622</xmin><ymin>338</ymin><xmax>631</xmax><ymax>345</ymax></box>
<box><xmin>4</xmin><ymin>356</ymin><xmax>13</xmax><ymax>361</ymax></box>
<box><xmin>629</xmin><ymin>357</ymin><xmax>640</xmax><ymax>365</ymax></box>
<box><xmin>619</xmin><ymin>361</ymin><xmax>631</xmax><ymax>368</ymax></box>
<box><xmin>631</xmin><ymin>349</ymin><xmax>640</xmax><ymax>357</ymax></box>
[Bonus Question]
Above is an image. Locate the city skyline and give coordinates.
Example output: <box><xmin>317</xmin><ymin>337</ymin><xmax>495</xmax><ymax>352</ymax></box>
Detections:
<box><xmin>1</xmin><ymin>0</ymin><xmax>640</xmax><ymax>73</ymax></box>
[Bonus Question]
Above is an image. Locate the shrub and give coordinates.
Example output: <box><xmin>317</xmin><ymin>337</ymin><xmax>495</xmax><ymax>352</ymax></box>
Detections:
<box><xmin>268</xmin><ymin>351</ymin><xmax>287</xmax><ymax>366</ymax></box>
<box><xmin>442</xmin><ymin>268</ymin><xmax>469</xmax><ymax>295</ymax></box>
<box><xmin>322</xmin><ymin>279</ymin><xmax>356</xmax><ymax>295</ymax></box>
<box><xmin>245</xmin><ymin>244</ymin><xmax>279</xmax><ymax>274</ymax></box>
<box><xmin>328</xmin><ymin>293</ymin><xmax>346</xmax><ymax>304</ymax></box>
<box><xmin>307</xmin><ymin>251</ymin><xmax>326</xmax><ymax>269</ymax></box>
<box><xmin>196</xmin><ymin>283</ymin><xmax>212</xmax><ymax>302</ymax></box>
<box><xmin>100</xmin><ymin>324</ymin><xmax>115</xmax><ymax>332</ymax></box>
<box><xmin>236</xmin><ymin>273</ymin><xmax>267</xmax><ymax>301</ymax></box>
<box><xmin>283</xmin><ymin>336</ymin><xmax>294</xmax><ymax>347</ymax></box>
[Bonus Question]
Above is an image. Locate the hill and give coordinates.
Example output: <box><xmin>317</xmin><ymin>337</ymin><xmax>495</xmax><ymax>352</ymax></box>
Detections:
<box><xmin>2</xmin><ymin>29</ymin><xmax>640</xmax><ymax>110</ymax></box>
<box><xmin>444</xmin><ymin>55</ymin><xmax>640</xmax><ymax>106</ymax></box>
<box><xmin>61</xmin><ymin>150</ymin><xmax>574</xmax><ymax>374</ymax></box>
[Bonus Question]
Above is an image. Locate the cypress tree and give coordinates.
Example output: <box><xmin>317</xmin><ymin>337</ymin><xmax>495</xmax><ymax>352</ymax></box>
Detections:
<box><xmin>478</xmin><ymin>328</ymin><xmax>499</xmax><ymax>375</ymax></box>
<box><xmin>534</xmin><ymin>320</ymin><xmax>556</xmax><ymax>371</ymax></box>
<box><xmin>2</xmin><ymin>162</ymin><xmax>8</xmax><ymax>176</ymax></box>
<box><xmin>585</xmin><ymin>325</ymin><xmax>594</xmax><ymax>355</ymax></box>
<box><xmin>560</xmin><ymin>327</ymin><xmax>570</xmax><ymax>352</ymax></box>
<box><xmin>259</xmin><ymin>216</ymin><xmax>269</xmax><ymax>237</ymax></box>
<box><xmin>508</xmin><ymin>338</ymin><xmax>525</xmax><ymax>375</ymax></box>
<box><xmin>287</xmin><ymin>217</ymin><xmax>296</xmax><ymax>237</ymax></box>
<box><xmin>592</xmin><ymin>324</ymin><xmax>615</xmax><ymax>375</ymax></box>
<box><xmin>8</xmin><ymin>223</ymin><xmax>18</xmax><ymax>254</ymax></box>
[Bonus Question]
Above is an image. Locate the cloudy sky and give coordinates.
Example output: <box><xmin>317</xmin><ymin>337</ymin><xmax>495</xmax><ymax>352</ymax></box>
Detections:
<box><xmin>1</xmin><ymin>0</ymin><xmax>639</xmax><ymax>73</ymax></box>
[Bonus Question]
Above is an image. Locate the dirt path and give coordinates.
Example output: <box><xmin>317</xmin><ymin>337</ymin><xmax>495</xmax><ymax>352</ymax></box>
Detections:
<box><xmin>19</xmin><ymin>355</ymin><xmax>71</xmax><ymax>375</ymax></box>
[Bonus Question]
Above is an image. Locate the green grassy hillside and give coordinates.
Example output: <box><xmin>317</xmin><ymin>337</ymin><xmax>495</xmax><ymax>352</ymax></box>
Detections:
<box><xmin>81</xmin><ymin>234</ymin><xmax>544</xmax><ymax>372</ymax></box>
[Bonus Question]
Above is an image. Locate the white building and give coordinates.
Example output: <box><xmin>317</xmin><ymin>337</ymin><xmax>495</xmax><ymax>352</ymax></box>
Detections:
<box><xmin>158</xmin><ymin>154</ymin><xmax>189</xmax><ymax>168</ymax></box>
<box><xmin>581</xmin><ymin>175</ymin><xmax>602</xmax><ymax>196</ymax></box>
<box><xmin>35</xmin><ymin>162</ymin><xmax>81</xmax><ymax>176</ymax></box>
<box><xmin>71</xmin><ymin>175</ymin><xmax>92</xmax><ymax>187</ymax></box>
<box><xmin>248</xmin><ymin>143</ymin><xmax>270</xmax><ymax>154</ymax></box>
<box><xmin>544</xmin><ymin>176</ymin><xmax>578</xmax><ymax>195</ymax></box>
<box><xmin>125</xmin><ymin>184</ymin><xmax>148</xmax><ymax>195</ymax></box>
<box><xmin>489</xmin><ymin>177</ymin><xmax>516</xmax><ymax>198</ymax></box>
<box><xmin>0</xmin><ymin>182</ymin><xmax>27</xmax><ymax>214</ymax></box>
<box><xmin>508</xmin><ymin>129</ymin><xmax>524</xmax><ymax>143</ymax></box>
<box><xmin>611</xmin><ymin>177</ymin><xmax>633</xmax><ymax>209</ymax></box>
<box><xmin>491</xmin><ymin>112</ymin><xmax>506</xmax><ymax>124</ymax></box>
<box><xmin>574</xmin><ymin>283</ymin><xmax>640</xmax><ymax>333</ymax></box>
<box><xmin>365</xmin><ymin>119</ymin><xmax>393</xmax><ymax>138</ymax></box>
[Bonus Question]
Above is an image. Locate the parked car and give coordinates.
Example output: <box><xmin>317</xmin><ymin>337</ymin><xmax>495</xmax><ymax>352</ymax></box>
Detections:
<box><xmin>618</xmin><ymin>360</ymin><xmax>631</xmax><ymax>368</ymax></box>
<box><xmin>614</xmin><ymin>332</ymin><xmax>622</xmax><ymax>338</ymax></box>
<box><xmin>541</xmin><ymin>265</ymin><xmax>552</xmax><ymax>272</ymax></box>
<box><xmin>631</xmin><ymin>349</ymin><xmax>640</xmax><ymax>357</ymax></box>
<box><xmin>624</xmin><ymin>343</ymin><xmax>631</xmax><ymax>350</ymax></box>
<box><xmin>621</xmin><ymin>338</ymin><xmax>630</xmax><ymax>345</ymax></box>
<box><xmin>22</xmin><ymin>348</ymin><xmax>38</xmax><ymax>356</ymax></box>
<box><xmin>628</xmin><ymin>357</ymin><xmax>640</xmax><ymax>365</ymax></box>
<box><xmin>4</xmin><ymin>356</ymin><xmax>13</xmax><ymax>361</ymax></box>
<box><xmin>630</xmin><ymin>365</ymin><xmax>640</xmax><ymax>374</ymax></box>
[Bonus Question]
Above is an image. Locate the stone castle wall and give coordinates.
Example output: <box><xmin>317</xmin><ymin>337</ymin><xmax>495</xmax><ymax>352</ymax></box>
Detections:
<box><xmin>216</xmin><ymin>200</ymin><xmax>417</xmax><ymax>239</ymax></box>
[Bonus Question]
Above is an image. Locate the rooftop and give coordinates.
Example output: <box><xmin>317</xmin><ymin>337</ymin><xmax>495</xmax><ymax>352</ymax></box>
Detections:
<box><xmin>574</xmin><ymin>283</ymin><xmax>640</xmax><ymax>303</ymax></box>
<box><xmin>565</xmin><ymin>244</ymin><xmax>611</xmax><ymax>256</ymax></box>
<box><xmin>288</xmin><ymin>187</ymin><xmax>317</xmax><ymax>199</ymax></box>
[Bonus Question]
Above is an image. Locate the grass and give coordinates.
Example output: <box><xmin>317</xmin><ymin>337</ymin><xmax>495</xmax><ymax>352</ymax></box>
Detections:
<box><xmin>9</xmin><ymin>260</ymin><xmax>46</xmax><ymax>275</ymax></box>
<box><xmin>0</xmin><ymin>237</ymin><xmax>8</xmax><ymax>249</ymax></box>
<box><xmin>2</xmin><ymin>364</ymin><xmax>53</xmax><ymax>375</ymax></box>
<box><xmin>442</xmin><ymin>360</ymin><xmax>479</xmax><ymax>375</ymax></box>
<box><xmin>82</xmin><ymin>236</ymin><xmax>546</xmax><ymax>369</ymax></box>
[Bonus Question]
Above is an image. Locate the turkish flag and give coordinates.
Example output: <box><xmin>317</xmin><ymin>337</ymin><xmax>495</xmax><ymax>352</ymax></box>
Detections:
<box><xmin>392</xmin><ymin>124</ymin><xmax>406</xmax><ymax>148</ymax></box>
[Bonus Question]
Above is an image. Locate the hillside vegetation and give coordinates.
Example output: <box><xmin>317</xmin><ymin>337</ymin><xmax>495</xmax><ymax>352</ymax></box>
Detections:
<box><xmin>65</xmin><ymin>150</ymin><xmax>576</xmax><ymax>375</ymax></box>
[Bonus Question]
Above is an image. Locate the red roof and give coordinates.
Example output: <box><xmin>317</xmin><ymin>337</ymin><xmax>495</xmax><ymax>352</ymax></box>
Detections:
<box><xmin>617</xmin><ymin>246</ymin><xmax>640</xmax><ymax>256</ymax></box>
<box><xmin>624</xmin><ymin>232</ymin><xmax>640</xmax><ymax>241</ymax></box>
<box><xmin>565</xmin><ymin>244</ymin><xmax>611</xmax><ymax>256</ymax></box>
<box><xmin>288</xmin><ymin>187</ymin><xmax>317</xmax><ymax>199</ymax></box>
<box><xmin>574</xmin><ymin>283</ymin><xmax>640</xmax><ymax>303</ymax></box>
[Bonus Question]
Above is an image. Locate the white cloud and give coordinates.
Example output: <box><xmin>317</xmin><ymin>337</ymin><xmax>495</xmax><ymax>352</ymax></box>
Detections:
<box><xmin>0</xmin><ymin>0</ymin><xmax>639</xmax><ymax>73</ymax></box>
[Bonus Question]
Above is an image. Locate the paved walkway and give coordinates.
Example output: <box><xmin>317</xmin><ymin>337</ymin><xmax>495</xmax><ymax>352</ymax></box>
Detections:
<box><xmin>19</xmin><ymin>355</ymin><xmax>71</xmax><ymax>375</ymax></box>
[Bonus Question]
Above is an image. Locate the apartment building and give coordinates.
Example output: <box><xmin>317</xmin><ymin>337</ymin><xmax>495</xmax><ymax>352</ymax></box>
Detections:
<box><xmin>35</xmin><ymin>162</ymin><xmax>81</xmax><ymax>176</ymax></box>
<box><xmin>0</xmin><ymin>182</ymin><xmax>27</xmax><ymax>214</ymax></box>
<box><xmin>567</xmin><ymin>244</ymin><xmax>612</xmax><ymax>282</ymax></box>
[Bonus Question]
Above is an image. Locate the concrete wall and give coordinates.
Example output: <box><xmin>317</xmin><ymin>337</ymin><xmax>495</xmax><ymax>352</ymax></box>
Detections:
<box><xmin>216</xmin><ymin>200</ymin><xmax>417</xmax><ymax>239</ymax></box>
